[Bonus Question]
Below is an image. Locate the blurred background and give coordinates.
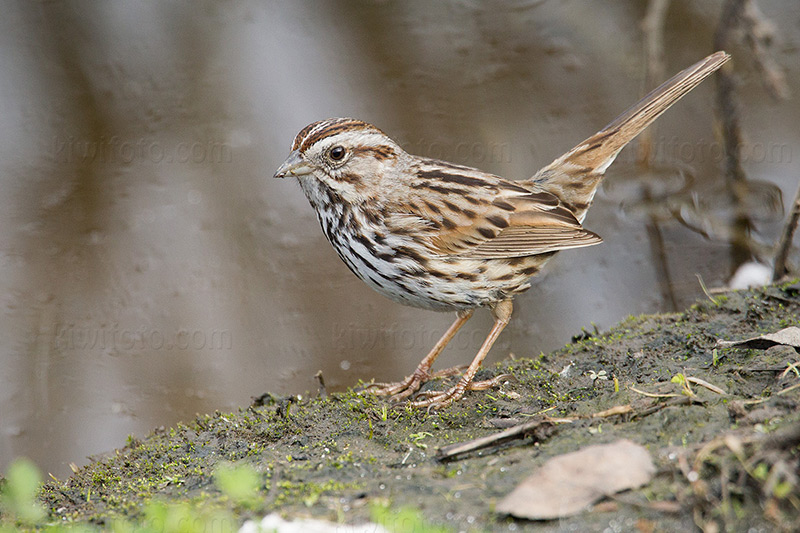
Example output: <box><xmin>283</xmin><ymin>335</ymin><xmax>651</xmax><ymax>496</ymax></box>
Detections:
<box><xmin>1</xmin><ymin>1</ymin><xmax>798</xmax><ymax>479</ymax></box>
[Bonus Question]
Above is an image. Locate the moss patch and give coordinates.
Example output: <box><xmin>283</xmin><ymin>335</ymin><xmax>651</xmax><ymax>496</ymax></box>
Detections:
<box><xmin>28</xmin><ymin>282</ymin><xmax>800</xmax><ymax>531</ymax></box>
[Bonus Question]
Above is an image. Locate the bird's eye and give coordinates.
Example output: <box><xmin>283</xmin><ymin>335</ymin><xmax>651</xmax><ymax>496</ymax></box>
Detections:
<box><xmin>329</xmin><ymin>145</ymin><xmax>346</xmax><ymax>161</ymax></box>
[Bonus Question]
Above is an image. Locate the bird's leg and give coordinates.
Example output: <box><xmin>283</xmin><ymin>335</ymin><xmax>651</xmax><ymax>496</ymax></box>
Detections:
<box><xmin>409</xmin><ymin>299</ymin><xmax>512</xmax><ymax>409</ymax></box>
<box><xmin>364</xmin><ymin>309</ymin><xmax>474</xmax><ymax>401</ymax></box>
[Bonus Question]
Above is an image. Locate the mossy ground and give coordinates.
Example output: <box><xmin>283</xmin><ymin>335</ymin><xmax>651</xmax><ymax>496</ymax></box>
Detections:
<box><xmin>28</xmin><ymin>283</ymin><xmax>800</xmax><ymax>531</ymax></box>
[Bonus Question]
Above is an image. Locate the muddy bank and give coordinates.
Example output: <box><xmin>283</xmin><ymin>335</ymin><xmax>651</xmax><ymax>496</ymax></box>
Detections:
<box><xmin>39</xmin><ymin>282</ymin><xmax>800</xmax><ymax>531</ymax></box>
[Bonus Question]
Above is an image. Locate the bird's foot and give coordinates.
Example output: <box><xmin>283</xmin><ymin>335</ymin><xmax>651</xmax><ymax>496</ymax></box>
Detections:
<box><xmin>406</xmin><ymin>373</ymin><xmax>513</xmax><ymax>410</ymax></box>
<box><xmin>362</xmin><ymin>370</ymin><xmax>427</xmax><ymax>402</ymax></box>
<box><xmin>363</xmin><ymin>365</ymin><xmax>467</xmax><ymax>403</ymax></box>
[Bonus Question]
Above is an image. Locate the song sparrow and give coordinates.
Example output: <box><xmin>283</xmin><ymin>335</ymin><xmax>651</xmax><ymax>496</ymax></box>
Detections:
<box><xmin>274</xmin><ymin>51</ymin><xmax>730</xmax><ymax>409</ymax></box>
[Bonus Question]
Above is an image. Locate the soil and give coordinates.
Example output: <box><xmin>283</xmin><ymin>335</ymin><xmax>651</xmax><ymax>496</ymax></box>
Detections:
<box><xmin>40</xmin><ymin>282</ymin><xmax>800</xmax><ymax>532</ymax></box>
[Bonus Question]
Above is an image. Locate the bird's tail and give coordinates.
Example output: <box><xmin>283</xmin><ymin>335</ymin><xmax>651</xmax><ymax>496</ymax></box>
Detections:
<box><xmin>529</xmin><ymin>51</ymin><xmax>730</xmax><ymax>222</ymax></box>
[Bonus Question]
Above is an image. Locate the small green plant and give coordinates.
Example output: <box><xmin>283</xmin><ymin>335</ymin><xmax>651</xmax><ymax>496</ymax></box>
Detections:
<box><xmin>587</xmin><ymin>369</ymin><xmax>608</xmax><ymax>386</ymax></box>
<box><xmin>671</xmin><ymin>373</ymin><xmax>695</xmax><ymax>396</ymax></box>
<box><xmin>407</xmin><ymin>432</ymin><xmax>433</xmax><ymax>450</ymax></box>
<box><xmin>783</xmin><ymin>361</ymin><xmax>800</xmax><ymax>379</ymax></box>
<box><xmin>696</xmin><ymin>274</ymin><xmax>720</xmax><ymax>306</ymax></box>
<box><xmin>371</xmin><ymin>501</ymin><xmax>452</xmax><ymax>533</ymax></box>
<box><xmin>213</xmin><ymin>462</ymin><xmax>261</xmax><ymax>508</ymax></box>
<box><xmin>0</xmin><ymin>458</ymin><xmax>46</xmax><ymax>526</ymax></box>
<box><xmin>125</xmin><ymin>499</ymin><xmax>237</xmax><ymax>533</ymax></box>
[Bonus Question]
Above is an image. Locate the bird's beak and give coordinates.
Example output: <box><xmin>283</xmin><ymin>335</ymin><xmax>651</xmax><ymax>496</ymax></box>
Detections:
<box><xmin>274</xmin><ymin>150</ymin><xmax>314</xmax><ymax>179</ymax></box>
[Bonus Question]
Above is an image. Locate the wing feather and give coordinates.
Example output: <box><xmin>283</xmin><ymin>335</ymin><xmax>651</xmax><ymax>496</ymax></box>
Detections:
<box><xmin>401</xmin><ymin>171</ymin><xmax>603</xmax><ymax>259</ymax></box>
<box><xmin>461</xmin><ymin>225</ymin><xmax>602</xmax><ymax>259</ymax></box>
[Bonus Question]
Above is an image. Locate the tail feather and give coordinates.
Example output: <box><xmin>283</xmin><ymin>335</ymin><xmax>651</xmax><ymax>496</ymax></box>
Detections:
<box><xmin>531</xmin><ymin>51</ymin><xmax>730</xmax><ymax>222</ymax></box>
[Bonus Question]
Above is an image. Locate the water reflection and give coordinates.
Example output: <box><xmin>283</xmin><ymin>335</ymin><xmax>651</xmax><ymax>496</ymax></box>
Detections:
<box><xmin>0</xmin><ymin>1</ymin><xmax>797</xmax><ymax>479</ymax></box>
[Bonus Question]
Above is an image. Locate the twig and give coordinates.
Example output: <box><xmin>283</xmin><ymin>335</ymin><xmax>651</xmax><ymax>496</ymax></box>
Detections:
<box><xmin>592</xmin><ymin>404</ymin><xmax>633</xmax><ymax>418</ymax></box>
<box><xmin>437</xmin><ymin>391</ymin><xmax>701</xmax><ymax>461</ymax></box>
<box><xmin>638</xmin><ymin>0</ymin><xmax>670</xmax><ymax>163</ymax></box>
<box><xmin>435</xmin><ymin>417</ymin><xmax>561</xmax><ymax>461</ymax></box>
<box><xmin>686</xmin><ymin>376</ymin><xmax>728</xmax><ymax>395</ymax></box>
<box><xmin>639</xmin><ymin>0</ymin><xmax>679</xmax><ymax>311</ymax></box>
<box><xmin>741</xmin><ymin>0</ymin><xmax>789</xmax><ymax>99</ymax></box>
<box><xmin>633</xmin><ymin>395</ymin><xmax>695</xmax><ymax>418</ymax></box>
<box><xmin>772</xmin><ymin>183</ymin><xmax>800</xmax><ymax>281</ymax></box>
<box><xmin>776</xmin><ymin>382</ymin><xmax>800</xmax><ymax>396</ymax></box>
<box><xmin>609</xmin><ymin>493</ymin><xmax>683</xmax><ymax>514</ymax></box>
<box><xmin>715</xmin><ymin>0</ymin><xmax>756</xmax><ymax>270</ymax></box>
<box><xmin>714</xmin><ymin>0</ymin><xmax>789</xmax><ymax>274</ymax></box>
<box><xmin>314</xmin><ymin>370</ymin><xmax>327</xmax><ymax>399</ymax></box>
<box><xmin>630</xmin><ymin>385</ymin><xmax>679</xmax><ymax>398</ymax></box>
<box><xmin>738</xmin><ymin>365</ymin><xmax>795</xmax><ymax>373</ymax></box>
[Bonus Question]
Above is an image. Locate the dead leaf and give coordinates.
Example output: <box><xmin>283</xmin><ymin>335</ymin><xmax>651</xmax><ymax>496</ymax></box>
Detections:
<box><xmin>496</xmin><ymin>439</ymin><xmax>655</xmax><ymax>520</ymax></box>
<box><xmin>717</xmin><ymin>326</ymin><xmax>800</xmax><ymax>351</ymax></box>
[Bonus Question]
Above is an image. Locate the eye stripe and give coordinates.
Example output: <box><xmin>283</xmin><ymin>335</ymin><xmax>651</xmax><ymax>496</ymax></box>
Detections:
<box><xmin>293</xmin><ymin>118</ymin><xmax>386</xmax><ymax>152</ymax></box>
<box><xmin>352</xmin><ymin>145</ymin><xmax>396</xmax><ymax>160</ymax></box>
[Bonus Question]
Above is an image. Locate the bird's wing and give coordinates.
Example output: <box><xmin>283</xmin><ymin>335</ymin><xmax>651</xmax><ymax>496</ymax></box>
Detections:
<box><xmin>387</xmin><ymin>165</ymin><xmax>602</xmax><ymax>259</ymax></box>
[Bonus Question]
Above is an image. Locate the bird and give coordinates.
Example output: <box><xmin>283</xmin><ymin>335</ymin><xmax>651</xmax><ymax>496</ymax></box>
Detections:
<box><xmin>274</xmin><ymin>51</ymin><xmax>730</xmax><ymax>409</ymax></box>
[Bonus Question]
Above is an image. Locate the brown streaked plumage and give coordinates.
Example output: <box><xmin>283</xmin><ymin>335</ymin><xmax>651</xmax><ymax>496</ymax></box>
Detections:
<box><xmin>274</xmin><ymin>52</ymin><xmax>730</xmax><ymax>409</ymax></box>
